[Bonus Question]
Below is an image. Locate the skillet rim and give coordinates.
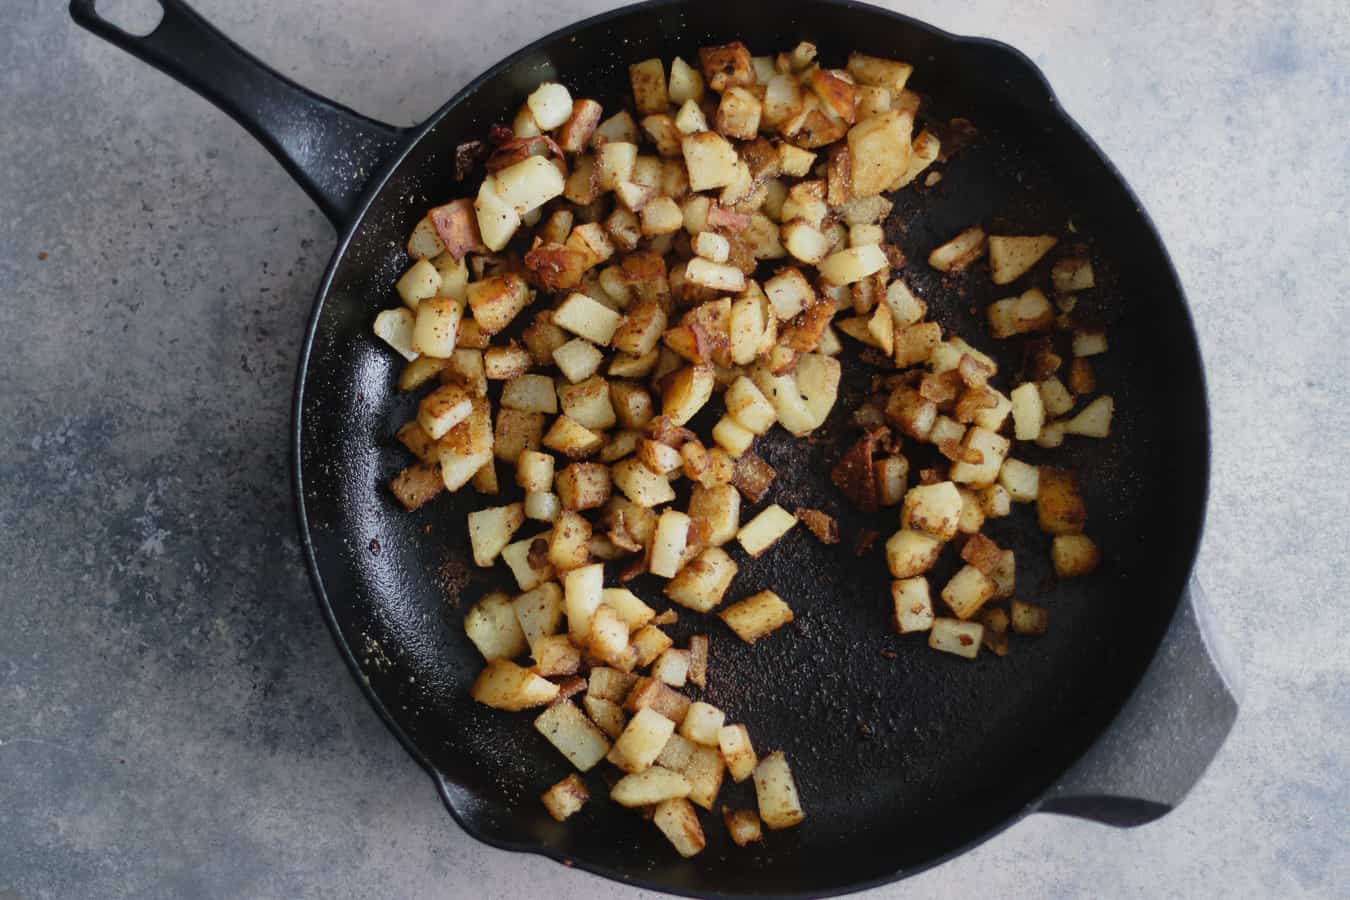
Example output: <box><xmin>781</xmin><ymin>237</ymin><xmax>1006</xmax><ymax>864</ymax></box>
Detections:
<box><xmin>289</xmin><ymin>0</ymin><xmax>1212</xmax><ymax>894</ymax></box>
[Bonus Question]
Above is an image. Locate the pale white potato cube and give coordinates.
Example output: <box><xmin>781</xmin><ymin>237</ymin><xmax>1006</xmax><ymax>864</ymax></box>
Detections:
<box><xmin>949</xmin><ymin>427</ymin><xmax>1010</xmax><ymax>487</ymax></box>
<box><xmin>849</xmin><ymin>223</ymin><xmax>884</xmax><ymax>247</ymax></box>
<box><xmin>596</xmin><ymin>141</ymin><xmax>638</xmax><ymax>192</ymax></box>
<box><xmin>847</xmin><ymin>109</ymin><xmax>913</xmax><ymax>197</ymax></box>
<box><xmin>818</xmin><ymin>244</ymin><xmax>889</xmax><ymax>285</ymax></box>
<box><xmin>999</xmin><ymin>458</ymin><xmax>1040</xmax><ymax>502</ymax></box>
<box><xmin>559</xmin><ymin>376</ymin><xmax>617</xmax><ymax>431</ymax></box>
<box><xmin>474</xmin><ymin>177</ymin><xmax>521</xmax><ymax>251</ymax></box>
<box><xmin>685</xmin><ymin>257</ymin><xmax>747</xmax><ymax>292</ymax></box>
<box><xmin>928</xmin><ymin>225</ymin><xmax>987</xmax><ymax>273</ymax></box>
<box><xmin>892</xmin><ymin>577</ymin><xmax>934</xmax><ymax>633</ymax></box>
<box><xmin>674</xmin><ymin>98</ymin><xmax>709</xmax><ymax>134</ymax></box>
<box><xmin>764</xmin><ymin>267</ymin><xmax>814</xmax><ymax>321</ymax></box>
<box><xmin>680</xmin><ymin>701</ymin><xmax>725</xmax><ymax>746</ymax></box>
<box><xmin>723</xmin><ymin>808</ymin><xmax>763</xmax><ymax>846</ymax></box>
<box><xmin>563</xmin><ymin>562</ymin><xmax>605</xmax><ymax>642</ymax></box>
<box><xmin>611</xmin><ymin>766</ymin><xmax>692</xmax><ymax>807</ymax></box>
<box><xmin>693</xmin><ymin>230</ymin><xmax>730</xmax><ymax>263</ymax></box>
<box><xmin>535</xmin><ymin>700</ymin><xmax>611</xmax><ymax>771</ymax></box>
<box><xmin>928</xmin><ymin>617</ymin><xmax>984</xmax><ymax>658</ymax></box>
<box><xmin>989</xmin><ymin>234</ymin><xmax>1058</xmax><ymax>285</ymax></box>
<box><xmin>718</xmin><ymin>724</ymin><xmax>758</xmax><ymax>782</ymax></box>
<box><xmin>542</xmin><ymin>415</ymin><xmax>604</xmax><ymax>459</ymax></box>
<box><xmin>493</xmin><ymin>156</ymin><xmax>565</xmax><ymax>216</ymax></box>
<box><xmin>554</xmin><ymin>292</ymin><xmax>623</xmax><ymax>346</ymax></box>
<box><xmin>988</xmin><ymin>288</ymin><xmax>1054</xmax><ymax>338</ymax></box>
<box><xmin>1039</xmin><ymin>377</ymin><xmax>1075</xmax><ymax>417</ymax></box>
<box><xmin>552</xmin><ymin>337</ymin><xmax>604</xmax><ymax>383</ymax></box>
<box><xmin>1072</xmin><ymin>328</ymin><xmax>1109</xmax><ymax>358</ymax></box>
<box><xmin>653</xmin><ymin>797</ymin><xmax>706</xmax><ymax>857</ymax></box>
<box><xmin>885</xmin><ymin>529</ymin><xmax>942</xmax><ymax>578</ymax></box>
<box><xmin>501</xmin><ymin>531</ymin><xmax>554</xmax><ymax>591</ymax></box>
<box><xmin>373</xmin><ymin>307</ymin><xmax>419</xmax><ymax>361</ymax></box>
<box><xmin>668</xmin><ymin>56</ymin><xmax>704</xmax><ymax>104</ymax></box>
<box><xmin>1065</xmin><ymin>395</ymin><xmax>1114</xmax><ymax>437</ymax></box>
<box><xmin>782</xmin><ymin>220</ymin><xmax>832</xmax><ymax>265</ymax></box>
<box><xmin>753</xmin><ymin>751</ymin><xmax>805</xmax><ymax>830</ymax></box>
<box><xmin>609</xmin><ymin>707</ymin><xmax>677</xmax><ymax>774</ymax></box>
<box><xmin>587</xmin><ymin>603</ymin><xmax>634</xmax><ymax>670</ymax></box>
<box><xmin>541</xmin><ymin>773</ymin><xmax>588</xmax><ymax>822</ymax></box>
<box><xmin>464</xmin><ymin>591</ymin><xmax>527</xmax><ymax>661</ymax></box>
<box><xmin>684</xmin><ymin>743</ymin><xmax>726</xmax><ymax>810</ymax></box>
<box><xmin>395</xmin><ymin>258</ymin><xmax>442</xmax><ymax>310</ymax></box>
<box><xmin>712</xmin><ymin>415</ymin><xmax>755</xmax><ymax>458</ymax></box>
<box><xmin>682</xmin><ymin>131</ymin><xmax>741</xmax><ymax>191</ymax></box>
<box><xmin>612</xmin><ymin>457</ymin><xmax>676</xmax><ymax>507</ymax></box>
<box><xmin>777</xmin><ymin>142</ymin><xmax>816</xmax><ymax>177</ymax></box>
<box><xmin>942</xmin><ymin>564</ymin><xmax>996</xmax><ymax>620</ymax></box>
<box><xmin>629</xmin><ymin>58</ymin><xmax>668</xmax><ymax>115</ymax></box>
<box><xmin>470</xmin><ymin>659</ymin><xmax>559</xmax><ymax>710</ymax></box>
<box><xmin>902</xmin><ymin>481</ymin><xmax>963</xmax><ymax>540</ymax></box>
<box><xmin>405</xmin><ymin>215</ymin><xmax>445</xmax><ymax>260</ymax></box>
<box><xmin>511</xmin><ymin>582</ymin><xmax>563</xmax><ymax>651</ymax></box>
<box><xmin>599</xmin><ymin>587</ymin><xmax>654</xmax><ymax>632</ymax></box>
<box><xmin>720</xmin><ymin>590</ymin><xmax>794</xmax><ymax>643</ymax></box>
<box><xmin>736</xmin><ymin>504</ymin><xmax>796</xmax><ymax>557</ymax></box>
<box><xmin>652</xmin><ymin>648</ymin><xmax>691</xmax><ymax>687</ymax></box>
<box><xmin>583</xmin><ymin>695</ymin><xmax>628</xmax><ymax>740</ymax></box>
<box><xmin>416</xmin><ymin>382</ymin><xmax>473</xmax><ymax>440</ymax></box>
<box><xmin>526</xmin><ymin>82</ymin><xmax>574</xmax><ymax>130</ymax></box>
<box><xmin>467</xmin><ymin>503</ymin><xmax>525</xmax><ymax>567</ymax></box>
<box><xmin>1010</xmin><ymin>382</ymin><xmax>1045</xmax><ymax>440</ymax></box>
<box><xmin>501</xmin><ymin>373</ymin><xmax>557</xmax><ymax>414</ymax></box>
<box><xmin>724</xmin><ymin>376</ymin><xmax>776</xmax><ymax>434</ymax></box>
<box><xmin>650</xmin><ymin>509</ymin><xmax>692</xmax><ymax>579</ymax></box>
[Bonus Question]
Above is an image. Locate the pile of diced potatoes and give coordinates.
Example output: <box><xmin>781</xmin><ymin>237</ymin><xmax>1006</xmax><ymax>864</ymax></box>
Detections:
<box><xmin>373</xmin><ymin>34</ymin><xmax>1115</xmax><ymax>858</ymax></box>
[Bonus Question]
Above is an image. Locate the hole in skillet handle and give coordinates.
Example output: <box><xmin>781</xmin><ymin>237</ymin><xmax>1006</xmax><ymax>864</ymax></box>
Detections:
<box><xmin>88</xmin><ymin>0</ymin><xmax>165</xmax><ymax>37</ymax></box>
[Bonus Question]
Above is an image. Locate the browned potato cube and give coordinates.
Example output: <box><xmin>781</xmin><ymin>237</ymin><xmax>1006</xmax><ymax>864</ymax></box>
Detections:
<box><xmin>653</xmin><ymin>797</ymin><xmax>706</xmax><ymax>857</ymax></box>
<box><xmin>467</xmin><ymin>503</ymin><xmax>524</xmax><ymax>567</ymax></box>
<box><xmin>609</xmin><ymin>706</ymin><xmax>676</xmax><ymax>774</ymax></box>
<box><xmin>493</xmin><ymin>408</ymin><xmax>545</xmax><ymax>464</ymax></box>
<box><xmin>901</xmin><ymin>481</ymin><xmax>962</xmax><ymax>540</ymax></box>
<box><xmin>941</xmin><ymin>564</ymin><xmax>997</xmax><ymax>620</ymax></box>
<box><xmin>588</xmin><ymin>666</ymin><xmax>638</xmax><ymax>704</ymax></box>
<box><xmin>753</xmin><ymin>751</ymin><xmax>805</xmax><ymax>830</ymax></box>
<box><xmin>624</xmin><ymin>676</ymin><xmax>691</xmax><ymax>724</ymax></box>
<box><xmin>1052</xmin><ymin>534</ymin><xmax>1101</xmax><ymax>577</ymax></box>
<box><xmin>927</xmin><ymin>618</ymin><xmax>984</xmax><ymax>659</ymax></box>
<box><xmin>885</xmin><ymin>529</ymin><xmax>943</xmax><ymax>578</ymax></box>
<box><xmin>699</xmin><ymin>41</ymin><xmax>754</xmax><ymax>91</ymax></box>
<box><xmin>720</xmin><ymin>591</ymin><xmax>794</xmax><ymax>644</ymax></box>
<box><xmin>723</xmin><ymin>807</ymin><xmax>763</xmax><ymax>846</ymax></box>
<box><xmin>531</xmin><ymin>633</ymin><xmax>581</xmax><ymax>677</ymax></box>
<box><xmin>1010</xmin><ymin>599</ymin><xmax>1049</xmax><ymax>635</ymax></box>
<box><xmin>665</xmin><ymin>547</ymin><xmax>738</xmax><ymax>613</ymax></box>
<box><xmin>541</xmin><ymin>773</ymin><xmax>590</xmax><ymax>822</ymax></box>
<box><xmin>1037</xmin><ymin>467</ymin><xmax>1087</xmax><ymax>535</ymax></box>
<box><xmin>389</xmin><ymin>461</ymin><xmax>444</xmax><ymax>511</ymax></box>
<box><xmin>470</xmin><ymin>659</ymin><xmax>560</xmax><ymax>710</ymax></box>
<box><xmin>556</xmin><ymin>462</ymin><xmax>612</xmax><ymax>511</ymax></box>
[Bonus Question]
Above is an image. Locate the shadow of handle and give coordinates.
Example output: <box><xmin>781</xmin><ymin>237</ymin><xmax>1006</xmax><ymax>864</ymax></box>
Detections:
<box><xmin>70</xmin><ymin>0</ymin><xmax>405</xmax><ymax>229</ymax></box>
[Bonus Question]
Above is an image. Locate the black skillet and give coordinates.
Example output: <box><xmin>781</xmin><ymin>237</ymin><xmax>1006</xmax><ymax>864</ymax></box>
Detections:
<box><xmin>71</xmin><ymin>0</ymin><xmax>1241</xmax><ymax>895</ymax></box>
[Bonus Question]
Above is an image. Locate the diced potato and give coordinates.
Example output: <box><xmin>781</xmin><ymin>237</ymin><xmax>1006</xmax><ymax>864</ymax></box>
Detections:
<box><xmin>1010</xmin><ymin>599</ymin><xmax>1049</xmax><ymax>635</ymax></box>
<box><xmin>1069</xmin><ymin>358</ymin><xmax>1096</xmax><ymax>395</ymax></box>
<box><xmin>736</xmin><ymin>504</ymin><xmax>796</xmax><ymax>557</ymax></box>
<box><xmin>819</xmin><ymin>244</ymin><xmax>889</xmax><ymax>285</ymax></box>
<box><xmin>847</xmin><ymin>110</ymin><xmax>913</xmax><ymax>197</ymax></box>
<box><xmin>674</xmin><ymin>98</ymin><xmax>710</xmax><ymax>134</ymax></box>
<box><xmin>777</xmin><ymin>142</ymin><xmax>816</xmax><ymax>178</ymax></box>
<box><xmin>928</xmin><ymin>226</ymin><xmax>988</xmax><ymax>273</ymax></box>
<box><xmin>721</xmin><ymin>377</ymin><xmax>775</xmax><ymax>435</ymax></box>
<box><xmin>668</xmin><ymin>55</ymin><xmax>705</xmax><ymax>104</ymax></box>
<box><xmin>942</xmin><ymin>564</ymin><xmax>996</xmax><ymax>620</ymax></box>
<box><xmin>680</xmin><ymin>701</ymin><xmax>726</xmax><ymax>747</ymax></box>
<box><xmin>493</xmin><ymin>408</ymin><xmax>545</xmax><ymax>464</ymax></box>
<box><xmin>397</xmin><ymin>356</ymin><xmax>449</xmax><ymax>394</ymax></box>
<box><xmin>754</xmin><ymin>751</ymin><xmax>805</xmax><ymax>830</ymax></box>
<box><xmin>474</xmin><ymin>177</ymin><xmax>522</xmax><ymax>251</ymax></box>
<box><xmin>652</xmin><ymin>648</ymin><xmax>692</xmax><ymax>687</ymax></box>
<box><xmin>588</xmin><ymin>603</ymin><xmax>635</xmax><ymax>671</ymax></box>
<box><xmin>464</xmin><ymin>591</ymin><xmax>528</xmax><ymax>661</ymax></box>
<box><xmin>885</xmin><ymin>529</ymin><xmax>943</xmax><ymax>578</ymax></box>
<box><xmin>890</xmin><ymin>128</ymin><xmax>940</xmax><ymax>190</ymax></box>
<box><xmin>683</xmin><ymin>131</ymin><xmax>741</xmax><ymax>192</ymax></box>
<box><xmin>465</xmin><ymin>273</ymin><xmax>531</xmax><ymax>334</ymax></box>
<box><xmin>711</xmin><ymin>415</ymin><xmax>755</xmax><ymax>457</ymax></box>
<box><xmin>592</xmin><ymin>110</ymin><xmax>640</xmax><ymax>148</ymax></box>
<box><xmin>1009</xmin><ymin>382</ymin><xmax>1045</xmax><ymax>440</ymax></box>
<box><xmin>557</xmin><ymin>376</ymin><xmax>615</xmax><ymax>431</ymax></box>
<box><xmin>720</xmin><ymin>590</ymin><xmax>794</xmax><ymax>643</ymax></box>
<box><xmin>716</xmin><ymin>723</ymin><xmax>758</xmax><ymax>783</ymax></box>
<box><xmin>998</xmin><ymin>458</ymin><xmax>1040</xmax><ymax>502</ymax></box>
<box><xmin>850</xmin><ymin>223</ymin><xmax>885</xmax><ymax>248</ymax></box>
<box><xmin>662</xmin><ymin>365</ymin><xmax>715</xmax><ymax>426</ymax></box>
<box><xmin>650</xmin><ymin>509</ymin><xmax>692</xmax><ymax>579</ymax></box>
<box><xmin>640</xmin><ymin>196</ymin><xmax>684</xmax><ymax>236</ymax></box>
<box><xmin>1065</xmin><ymin>395</ymin><xmax>1114</xmax><ymax>437</ymax></box>
<box><xmin>374</xmin><ymin>307</ymin><xmax>419</xmax><ymax>361</ymax></box>
<box><xmin>653</xmin><ymin>797</ymin><xmax>706</xmax><ymax>858</ymax></box>
<box><xmin>949</xmin><ymin>427</ymin><xmax>1010</xmax><ymax>487</ymax></box>
<box><xmin>688</xmin><ymin>484</ymin><xmax>741</xmax><ymax>547</ymax></box>
<box><xmin>411</xmin><ymin>296</ymin><xmax>463</xmax><ymax>359</ymax></box>
<box><xmin>553</xmin><ymin>292</ymin><xmax>623</xmax><ymax>346</ymax></box>
<box><xmin>716</xmin><ymin>87</ymin><xmax>763</xmax><ymax>140</ymax></box>
<box><xmin>593</xmin><ymin>588</ymin><xmax>650</xmax><ymax>633</ymax></box>
<box><xmin>541</xmin><ymin>773</ymin><xmax>589</xmax><ymax>822</ymax></box>
<box><xmin>548</xmin><ymin>510</ymin><xmax>592</xmax><ymax>571</ymax></box>
<box><xmin>542</xmin><ymin>415</ymin><xmax>603</xmax><ymax>459</ymax></box>
<box><xmin>552</xmin><ymin>337</ymin><xmax>604</xmax><ymax>384</ymax></box>
<box><xmin>1052</xmin><ymin>534</ymin><xmax>1101</xmax><ymax>577</ymax></box>
<box><xmin>524</xmin><ymin>81</ymin><xmax>573</xmax><ymax>131</ymax></box>
<box><xmin>513</xmin><ymin>450</ymin><xmax>554</xmax><ymax>495</ymax></box>
<box><xmin>683</xmin><ymin>743</ymin><xmax>725</xmax><ymax>810</ymax></box>
<box><xmin>1037</xmin><ymin>467</ymin><xmax>1087</xmax><ymax>535</ymax></box>
<box><xmin>595</xmin><ymin>141</ymin><xmax>638</xmax><ymax>193</ymax></box>
<box><xmin>557</xmin><ymin>99</ymin><xmax>603</xmax><ymax>154</ymax></box>
<box><xmin>416</xmin><ymin>382</ymin><xmax>473</xmax><ymax>440</ymax></box>
<box><xmin>600</xmin><ymin>429</ymin><xmax>642</xmax><ymax>463</ymax></box>
<box><xmin>563</xmin><ymin>562</ymin><xmax>604</xmax><ymax>642</ymax></box>
<box><xmin>928</xmin><ymin>617</ymin><xmax>983</xmax><ymax>658</ymax></box>
<box><xmin>891</xmin><ymin>576</ymin><xmax>934</xmax><ymax>634</ymax></box>
<box><xmin>684</xmin><ymin>257</ymin><xmax>746</xmax><ymax>293</ymax></box>
<box><xmin>782</xmin><ymin>220</ymin><xmax>832</xmax><ymax>265</ymax></box>
<box><xmin>632</xmin><ymin>625</ymin><xmax>675</xmax><ymax>668</ymax></box>
<box><xmin>584</xmin><ymin>695</ymin><xmax>628</xmax><ymax>740</ymax></box>
<box><xmin>621</xmin><ymin>681</ymin><xmax>688</xmax><ymax>729</ymax></box>
<box><xmin>467</xmin><ymin>503</ymin><xmax>525</xmax><ymax>567</ymax></box>
<box><xmin>511</xmin><ymin>582</ymin><xmax>564</xmax><ymax>651</ymax></box>
<box><xmin>1072</xmin><ymin>328</ymin><xmax>1109</xmax><ymax>358</ymax></box>
<box><xmin>1039</xmin><ymin>377</ymin><xmax>1075</xmax><ymax>417</ymax></box>
<box><xmin>1053</xmin><ymin>256</ymin><xmax>1095</xmax><ymax>293</ymax></box>
<box><xmin>987</xmin><ymin>288</ymin><xmax>1054</xmax><ymax>338</ymax></box>
<box><xmin>901</xmin><ymin>481</ymin><xmax>962</xmax><ymax>540</ymax></box>
<box><xmin>494</xmin><ymin>156</ymin><xmax>566</xmax><ymax>217</ymax></box>
<box><xmin>396</xmin><ymin>259</ymin><xmax>443</xmax><ymax>311</ymax></box>
<box><xmin>629</xmin><ymin>58</ymin><xmax>668</xmax><ymax>115</ymax></box>
<box><xmin>535</xmin><ymin>700</ymin><xmax>611</xmax><ymax>772</ymax></box>
<box><xmin>638</xmin><ymin>439</ymin><xmax>683</xmax><ymax>476</ymax></box>
<box><xmin>470</xmin><ymin>659</ymin><xmax>560</xmax><ymax>710</ymax></box>
<box><xmin>589</xmin><ymin>666</ymin><xmax>639</xmax><ymax>704</ymax></box>
<box><xmin>612</xmin><ymin>457</ymin><xmax>676</xmax><ymax>507</ymax></box>
<box><xmin>989</xmin><ymin>235</ymin><xmax>1058</xmax><ymax>285</ymax></box>
<box><xmin>763</xmin><ymin>268</ymin><xmax>814</xmax><ymax>321</ymax></box>
<box><xmin>554</xmin><ymin>462</ymin><xmax>610</xmax><ymax>512</ymax></box>
<box><xmin>664</xmin><ymin>547</ymin><xmax>738</xmax><ymax>613</ymax></box>
<box><xmin>847</xmin><ymin>51</ymin><xmax>913</xmax><ymax>93</ymax></box>
<box><xmin>531</xmin><ymin>633</ymin><xmax>581</xmax><ymax>677</ymax></box>
<box><xmin>724</xmin><ymin>808</ymin><xmax>763</xmax><ymax>846</ymax></box>
<box><xmin>612</xmin><ymin>765</ymin><xmax>693</xmax><ymax>808</ymax></box>
<box><xmin>980</xmin><ymin>483</ymin><xmax>1012</xmax><ymax>519</ymax></box>
<box><xmin>437</xmin><ymin>400</ymin><xmax>494</xmax><ymax>491</ymax></box>
<box><xmin>406</xmin><ymin>214</ymin><xmax>446</xmax><ymax>260</ymax></box>
<box><xmin>501</xmin><ymin>531</ymin><xmax>554</xmax><ymax>592</ymax></box>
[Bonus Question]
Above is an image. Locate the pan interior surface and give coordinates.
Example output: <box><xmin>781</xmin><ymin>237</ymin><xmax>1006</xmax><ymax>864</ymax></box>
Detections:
<box><xmin>296</xmin><ymin>1</ymin><xmax>1207</xmax><ymax>893</ymax></box>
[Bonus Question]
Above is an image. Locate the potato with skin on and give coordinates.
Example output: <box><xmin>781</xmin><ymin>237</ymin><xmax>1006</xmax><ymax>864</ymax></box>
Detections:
<box><xmin>665</xmin><ymin>546</ymin><xmax>738</xmax><ymax>613</ymax></box>
<box><xmin>720</xmin><ymin>590</ymin><xmax>794</xmax><ymax>644</ymax></box>
<box><xmin>541</xmin><ymin>773</ymin><xmax>589</xmax><ymax>822</ymax></box>
<box><xmin>724</xmin><ymin>808</ymin><xmax>764</xmax><ymax>846</ymax></box>
<box><xmin>467</xmin><ymin>503</ymin><xmax>525</xmax><ymax>567</ymax></box>
<box><xmin>1052</xmin><ymin>534</ymin><xmax>1101</xmax><ymax>577</ymax></box>
<box><xmin>470</xmin><ymin>659</ymin><xmax>560</xmax><ymax>711</ymax></box>
<box><xmin>557</xmin><ymin>98</ymin><xmax>603</xmax><ymax>153</ymax></box>
<box><xmin>928</xmin><ymin>618</ymin><xmax>984</xmax><ymax>658</ymax></box>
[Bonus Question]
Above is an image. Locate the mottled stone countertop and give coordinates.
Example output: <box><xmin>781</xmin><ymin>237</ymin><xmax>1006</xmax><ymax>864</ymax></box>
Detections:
<box><xmin>2</xmin><ymin>1</ymin><xmax>1346</xmax><ymax>897</ymax></box>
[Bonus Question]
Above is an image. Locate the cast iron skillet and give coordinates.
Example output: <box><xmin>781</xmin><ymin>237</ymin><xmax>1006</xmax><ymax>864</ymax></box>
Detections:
<box><xmin>72</xmin><ymin>0</ymin><xmax>1241</xmax><ymax>895</ymax></box>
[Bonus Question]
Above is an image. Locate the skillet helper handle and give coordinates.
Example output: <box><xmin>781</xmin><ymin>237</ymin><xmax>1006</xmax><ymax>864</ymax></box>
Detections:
<box><xmin>1038</xmin><ymin>581</ymin><xmax>1241</xmax><ymax>826</ymax></box>
<box><xmin>70</xmin><ymin>0</ymin><xmax>404</xmax><ymax>228</ymax></box>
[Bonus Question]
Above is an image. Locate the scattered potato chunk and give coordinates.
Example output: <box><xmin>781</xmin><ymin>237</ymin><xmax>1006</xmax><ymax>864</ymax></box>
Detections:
<box><xmin>468</xmin><ymin>503</ymin><xmax>525</xmax><ymax>567</ymax></box>
<box><xmin>718</xmin><ymin>723</ymin><xmax>758</xmax><ymax>783</ymax></box>
<box><xmin>470</xmin><ymin>659</ymin><xmax>560</xmax><ymax>710</ymax></box>
<box><xmin>680</xmin><ymin>701</ymin><xmax>726</xmax><ymax>746</ymax></box>
<box><xmin>688</xmin><ymin>484</ymin><xmax>741</xmax><ymax>547</ymax></box>
<box><xmin>901</xmin><ymin>481</ymin><xmax>963</xmax><ymax>540</ymax></box>
<box><xmin>989</xmin><ymin>235</ymin><xmax>1058</xmax><ymax>285</ymax></box>
<box><xmin>1052</xmin><ymin>534</ymin><xmax>1101</xmax><ymax>577</ymax></box>
<box><xmin>1037</xmin><ymin>467</ymin><xmax>1087</xmax><ymax>535</ymax></box>
<box><xmin>535</xmin><ymin>700</ymin><xmax>611</xmax><ymax>771</ymax></box>
<box><xmin>928</xmin><ymin>618</ymin><xmax>984</xmax><ymax>658</ymax></box>
<box><xmin>988</xmin><ymin>288</ymin><xmax>1053</xmax><ymax>338</ymax></box>
<box><xmin>613</xmin><ymin>457</ymin><xmax>677</xmax><ymax>507</ymax></box>
<box><xmin>683</xmin><ymin>131</ymin><xmax>741</xmax><ymax>191</ymax></box>
<box><xmin>629</xmin><ymin>58</ymin><xmax>669</xmax><ymax>115</ymax></box>
<box><xmin>564</xmin><ymin>562</ymin><xmax>605</xmax><ymax>643</ymax></box>
<box><xmin>886</xmin><ymin>529</ymin><xmax>943</xmax><ymax>578</ymax></box>
<box><xmin>583</xmin><ymin>695</ymin><xmax>628</xmax><ymax>740</ymax></box>
<box><xmin>942</xmin><ymin>564</ymin><xmax>997</xmax><ymax>620</ymax></box>
<box><xmin>609</xmin><ymin>707</ymin><xmax>677</xmax><ymax>774</ymax></box>
<box><xmin>892</xmin><ymin>577</ymin><xmax>934</xmax><ymax>633</ymax></box>
<box><xmin>665</xmin><ymin>547</ymin><xmax>738</xmax><ymax>613</ymax></box>
<box><xmin>541</xmin><ymin>773</ymin><xmax>589</xmax><ymax>822</ymax></box>
<box><xmin>554</xmin><ymin>292</ymin><xmax>623</xmax><ymax>346</ymax></box>
<box><xmin>736</xmin><ymin>504</ymin><xmax>797</xmax><ymax>557</ymax></box>
<box><xmin>1010</xmin><ymin>599</ymin><xmax>1049</xmax><ymax>635</ymax></box>
<box><xmin>1065</xmin><ymin>395</ymin><xmax>1114</xmax><ymax>437</ymax></box>
<box><xmin>847</xmin><ymin>110</ymin><xmax>914</xmax><ymax>197</ymax></box>
<box><xmin>753</xmin><ymin>751</ymin><xmax>805</xmax><ymax>830</ymax></box>
<box><xmin>612</xmin><ymin>766</ymin><xmax>692</xmax><ymax>807</ymax></box>
<box><xmin>720</xmin><ymin>590</ymin><xmax>794</xmax><ymax>644</ymax></box>
<box><xmin>650</xmin><ymin>509</ymin><xmax>692</xmax><ymax>579</ymax></box>
<box><xmin>464</xmin><ymin>591</ymin><xmax>528</xmax><ymax>661</ymax></box>
<box><xmin>723</xmin><ymin>808</ymin><xmax>763</xmax><ymax>846</ymax></box>
<box><xmin>928</xmin><ymin>226</ymin><xmax>988</xmax><ymax>273</ymax></box>
<box><xmin>653</xmin><ymin>797</ymin><xmax>706</xmax><ymax>858</ymax></box>
<box><xmin>1052</xmin><ymin>256</ymin><xmax>1095</xmax><ymax>293</ymax></box>
<box><xmin>512</xmin><ymin>582</ymin><xmax>564</xmax><ymax>652</ymax></box>
<box><xmin>998</xmin><ymin>458</ymin><xmax>1040</xmax><ymax>502</ymax></box>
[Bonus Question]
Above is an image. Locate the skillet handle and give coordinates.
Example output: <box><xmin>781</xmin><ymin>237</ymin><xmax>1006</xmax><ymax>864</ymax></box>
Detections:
<box><xmin>1037</xmin><ymin>581</ymin><xmax>1241</xmax><ymax>826</ymax></box>
<box><xmin>70</xmin><ymin>0</ymin><xmax>405</xmax><ymax>228</ymax></box>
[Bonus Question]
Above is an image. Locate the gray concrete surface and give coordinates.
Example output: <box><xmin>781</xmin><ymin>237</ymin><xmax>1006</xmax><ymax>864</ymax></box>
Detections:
<box><xmin>2</xmin><ymin>0</ymin><xmax>1347</xmax><ymax>897</ymax></box>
